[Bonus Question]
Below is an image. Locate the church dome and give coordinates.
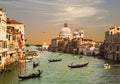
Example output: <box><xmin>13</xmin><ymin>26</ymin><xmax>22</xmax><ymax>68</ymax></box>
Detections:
<box><xmin>60</xmin><ymin>27</ymin><xmax>71</xmax><ymax>35</ymax></box>
<box><xmin>59</xmin><ymin>22</ymin><xmax>72</xmax><ymax>39</ymax></box>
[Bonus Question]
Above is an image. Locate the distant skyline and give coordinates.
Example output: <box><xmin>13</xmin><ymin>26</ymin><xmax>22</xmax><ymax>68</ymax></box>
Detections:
<box><xmin>1</xmin><ymin>0</ymin><xmax>120</xmax><ymax>44</ymax></box>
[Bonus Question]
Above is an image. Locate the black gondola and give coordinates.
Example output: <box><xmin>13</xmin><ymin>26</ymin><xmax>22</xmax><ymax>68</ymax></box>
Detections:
<box><xmin>48</xmin><ymin>59</ymin><xmax>62</xmax><ymax>62</ymax></box>
<box><xmin>18</xmin><ymin>70</ymin><xmax>43</xmax><ymax>80</ymax></box>
<box><xmin>68</xmin><ymin>62</ymin><xmax>89</xmax><ymax>68</ymax></box>
<box><xmin>33</xmin><ymin>62</ymin><xmax>39</xmax><ymax>68</ymax></box>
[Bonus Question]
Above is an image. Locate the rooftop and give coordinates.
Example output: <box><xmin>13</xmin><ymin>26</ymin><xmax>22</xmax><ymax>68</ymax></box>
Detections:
<box><xmin>0</xmin><ymin>8</ymin><xmax>6</xmax><ymax>12</ymax></box>
<box><xmin>7</xmin><ymin>18</ymin><xmax>23</xmax><ymax>24</ymax></box>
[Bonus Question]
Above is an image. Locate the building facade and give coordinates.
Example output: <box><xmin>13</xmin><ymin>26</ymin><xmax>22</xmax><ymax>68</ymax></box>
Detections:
<box><xmin>0</xmin><ymin>8</ymin><xmax>7</xmax><ymax>68</ymax></box>
<box><xmin>0</xmin><ymin>8</ymin><xmax>25</xmax><ymax>69</ymax></box>
<box><xmin>49</xmin><ymin>21</ymin><xmax>101</xmax><ymax>56</ymax></box>
<box><xmin>104</xmin><ymin>26</ymin><xmax>120</xmax><ymax>61</ymax></box>
<box><xmin>7</xmin><ymin>18</ymin><xmax>25</xmax><ymax>60</ymax></box>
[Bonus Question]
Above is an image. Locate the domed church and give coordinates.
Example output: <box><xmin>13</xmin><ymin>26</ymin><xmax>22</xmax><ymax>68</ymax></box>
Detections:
<box><xmin>59</xmin><ymin>22</ymin><xmax>72</xmax><ymax>39</ymax></box>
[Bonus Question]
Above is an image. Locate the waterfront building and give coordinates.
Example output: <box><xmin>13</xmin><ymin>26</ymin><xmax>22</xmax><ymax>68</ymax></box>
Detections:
<box><xmin>0</xmin><ymin>8</ymin><xmax>25</xmax><ymax>70</ymax></box>
<box><xmin>49</xmin><ymin>38</ymin><xmax>58</xmax><ymax>52</ymax></box>
<box><xmin>49</xmin><ymin>38</ymin><xmax>63</xmax><ymax>52</ymax></box>
<box><xmin>7</xmin><ymin>18</ymin><xmax>25</xmax><ymax>60</ymax></box>
<box><xmin>89</xmin><ymin>47</ymin><xmax>100</xmax><ymax>55</ymax></box>
<box><xmin>42</xmin><ymin>42</ymin><xmax>49</xmax><ymax>50</ymax></box>
<box><xmin>104</xmin><ymin>26</ymin><xmax>120</xmax><ymax>61</ymax></box>
<box><xmin>80</xmin><ymin>38</ymin><xmax>95</xmax><ymax>45</ymax></box>
<box><xmin>49</xmin><ymin>21</ymin><xmax>101</xmax><ymax>56</ymax></box>
<box><xmin>99</xmin><ymin>43</ymin><xmax>105</xmax><ymax>58</ymax></box>
<box><xmin>70</xmin><ymin>37</ymin><xmax>100</xmax><ymax>56</ymax></box>
<box><xmin>49</xmin><ymin>22</ymin><xmax>72</xmax><ymax>52</ymax></box>
<box><xmin>0</xmin><ymin>8</ymin><xmax>7</xmax><ymax>68</ymax></box>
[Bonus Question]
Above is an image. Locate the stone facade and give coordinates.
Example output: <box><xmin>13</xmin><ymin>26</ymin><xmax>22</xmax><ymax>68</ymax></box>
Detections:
<box><xmin>49</xmin><ymin>22</ymin><xmax>101</xmax><ymax>56</ymax></box>
<box><xmin>104</xmin><ymin>26</ymin><xmax>120</xmax><ymax>61</ymax></box>
<box><xmin>7</xmin><ymin>18</ymin><xmax>25</xmax><ymax>60</ymax></box>
<box><xmin>0</xmin><ymin>8</ymin><xmax>8</xmax><ymax>69</ymax></box>
<box><xmin>0</xmin><ymin>8</ymin><xmax>25</xmax><ymax>69</ymax></box>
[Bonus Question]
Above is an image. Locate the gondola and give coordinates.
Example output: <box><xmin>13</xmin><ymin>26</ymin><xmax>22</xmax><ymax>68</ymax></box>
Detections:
<box><xmin>33</xmin><ymin>62</ymin><xmax>39</xmax><ymax>68</ymax></box>
<box><xmin>18</xmin><ymin>70</ymin><xmax>43</xmax><ymax>80</ymax></box>
<box><xmin>68</xmin><ymin>62</ymin><xmax>89</xmax><ymax>68</ymax></box>
<box><xmin>48</xmin><ymin>59</ymin><xmax>62</xmax><ymax>62</ymax></box>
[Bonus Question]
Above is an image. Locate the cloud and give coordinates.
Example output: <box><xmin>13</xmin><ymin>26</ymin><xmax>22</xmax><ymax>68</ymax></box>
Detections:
<box><xmin>48</xmin><ymin>0</ymin><xmax>107</xmax><ymax>23</ymax></box>
<box><xmin>53</xmin><ymin>6</ymin><xmax>97</xmax><ymax>22</ymax></box>
<box><xmin>85</xmin><ymin>0</ymin><xmax>105</xmax><ymax>4</ymax></box>
<box><xmin>0</xmin><ymin>0</ymin><xmax>107</xmax><ymax>25</ymax></box>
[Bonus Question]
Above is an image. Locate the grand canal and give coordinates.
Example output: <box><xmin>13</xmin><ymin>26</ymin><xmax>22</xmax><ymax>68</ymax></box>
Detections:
<box><xmin>0</xmin><ymin>47</ymin><xmax>120</xmax><ymax>84</ymax></box>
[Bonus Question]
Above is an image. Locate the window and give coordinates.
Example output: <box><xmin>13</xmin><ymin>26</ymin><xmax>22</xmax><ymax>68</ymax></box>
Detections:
<box><xmin>117</xmin><ymin>28</ymin><xmax>119</xmax><ymax>30</ymax></box>
<box><xmin>116</xmin><ymin>46</ymin><xmax>119</xmax><ymax>51</ymax></box>
<box><xmin>6</xmin><ymin>35</ymin><xmax>8</xmax><ymax>39</ymax></box>
<box><xmin>8</xmin><ymin>35</ymin><xmax>10</xmax><ymax>41</ymax></box>
<box><xmin>2</xmin><ymin>41</ymin><xmax>6</xmax><ymax>48</ymax></box>
<box><xmin>4</xmin><ymin>41</ymin><xmax>7</xmax><ymax>48</ymax></box>
<box><xmin>111</xmin><ymin>31</ymin><xmax>113</xmax><ymax>35</ymax></box>
<box><xmin>0</xmin><ymin>56</ymin><xmax>1</xmax><ymax>61</ymax></box>
<box><xmin>12</xmin><ymin>36</ymin><xmax>16</xmax><ymax>40</ymax></box>
<box><xmin>110</xmin><ymin>46</ymin><xmax>112</xmax><ymax>51</ymax></box>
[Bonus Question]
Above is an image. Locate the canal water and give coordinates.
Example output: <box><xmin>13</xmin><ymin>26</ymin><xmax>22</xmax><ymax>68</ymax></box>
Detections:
<box><xmin>0</xmin><ymin>47</ymin><xmax>120</xmax><ymax>84</ymax></box>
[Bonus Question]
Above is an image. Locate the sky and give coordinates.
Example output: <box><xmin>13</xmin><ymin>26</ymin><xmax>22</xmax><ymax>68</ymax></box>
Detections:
<box><xmin>0</xmin><ymin>0</ymin><xmax>120</xmax><ymax>44</ymax></box>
